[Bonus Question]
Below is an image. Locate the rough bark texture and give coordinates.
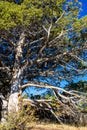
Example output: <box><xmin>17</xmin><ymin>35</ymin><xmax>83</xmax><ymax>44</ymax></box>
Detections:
<box><xmin>8</xmin><ymin>92</ymin><xmax>19</xmax><ymax>113</ymax></box>
<box><xmin>0</xmin><ymin>94</ymin><xmax>7</xmax><ymax>123</ymax></box>
<box><xmin>11</xmin><ymin>32</ymin><xmax>25</xmax><ymax>93</ymax></box>
<box><xmin>8</xmin><ymin>32</ymin><xmax>25</xmax><ymax>113</ymax></box>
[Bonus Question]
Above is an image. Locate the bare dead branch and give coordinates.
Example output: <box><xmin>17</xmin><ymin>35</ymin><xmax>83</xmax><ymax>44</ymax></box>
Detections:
<box><xmin>42</xmin><ymin>21</ymin><xmax>52</xmax><ymax>40</ymax></box>
<box><xmin>0</xmin><ymin>67</ymin><xmax>10</xmax><ymax>71</ymax></box>
<box><xmin>21</xmin><ymin>82</ymin><xmax>80</xmax><ymax>98</ymax></box>
<box><xmin>24</xmin><ymin>37</ymin><xmax>45</xmax><ymax>47</ymax></box>
<box><xmin>55</xmin><ymin>11</ymin><xmax>65</xmax><ymax>23</ymax></box>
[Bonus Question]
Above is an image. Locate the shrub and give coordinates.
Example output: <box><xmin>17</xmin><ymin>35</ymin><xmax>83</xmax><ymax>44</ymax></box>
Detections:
<box><xmin>0</xmin><ymin>104</ymin><xmax>37</xmax><ymax>130</ymax></box>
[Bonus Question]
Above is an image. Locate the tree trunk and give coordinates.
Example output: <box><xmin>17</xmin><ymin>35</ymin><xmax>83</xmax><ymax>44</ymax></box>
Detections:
<box><xmin>8</xmin><ymin>32</ymin><xmax>25</xmax><ymax>113</ymax></box>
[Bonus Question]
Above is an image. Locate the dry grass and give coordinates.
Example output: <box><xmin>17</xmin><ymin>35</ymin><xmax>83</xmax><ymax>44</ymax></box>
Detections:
<box><xmin>27</xmin><ymin>123</ymin><xmax>87</xmax><ymax>130</ymax></box>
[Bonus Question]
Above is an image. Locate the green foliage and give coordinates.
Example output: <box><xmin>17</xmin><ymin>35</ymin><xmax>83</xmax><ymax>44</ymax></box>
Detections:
<box><xmin>0</xmin><ymin>0</ymin><xmax>62</xmax><ymax>29</ymax></box>
<box><xmin>45</xmin><ymin>94</ymin><xmax>56</xmax><ymax>101</ymax></box>
<box><xmin>0</xmin><ymin>0</ymin><xmax>82</xmax><ymax>31</ymax></box>
<box><xmin>22</xmin><ymin>94</ymin><xmax>28</xmax><ymax>99</ymax></box>
<box><xmin>66</xmin><ymin>81</ymin><xmax>87</xmax><ymax>93</ymax></box>
<box><xmin>73</xmin><ymin>16</ymin><xmax>87</xmax><ymax>31</ymax></box>
<box><xmin>45</xmin><ymin>94</ymin><xmax>50</xmax><ymax>99</ymax></box>
<box><xmin>0</xmin><ymin>0</ymin><xmax>43</xmax><ymax>29</ymax></box>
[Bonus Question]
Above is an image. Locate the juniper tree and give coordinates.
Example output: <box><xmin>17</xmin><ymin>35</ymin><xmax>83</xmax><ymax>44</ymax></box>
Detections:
<box><xmin>0</xmin><ymin>0</ymin><xmax>87</xmax><ymax>123</ymax></box>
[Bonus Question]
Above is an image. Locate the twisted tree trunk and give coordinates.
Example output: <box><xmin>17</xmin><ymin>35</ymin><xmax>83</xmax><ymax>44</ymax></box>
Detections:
<box><xmin>8</xmin><ymin>32</ymin><xmax>25</xmax><ymax>113</ymax></box>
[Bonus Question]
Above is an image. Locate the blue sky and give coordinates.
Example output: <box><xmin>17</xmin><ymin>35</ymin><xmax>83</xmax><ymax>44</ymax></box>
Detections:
<box><xmin>79</xmin><ymin>0</ymin><xmax>87</xmax><ymax>18</ymax></box>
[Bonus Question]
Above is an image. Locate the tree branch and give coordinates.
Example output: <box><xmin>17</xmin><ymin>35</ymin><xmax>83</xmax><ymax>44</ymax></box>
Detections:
<box><xmin>1</xmin><ymin>36</ymin><xmax>15</xmax><ymax>47</ymax></box>
<box><xmin>0</xmin><ymin>67</ymin><xmax>10</xmax><ymax>71</ymax></box>
<box><xmin>21</xmin><ymin>82</ymin><xmax>80</xmax><ymax>98</ymax></box>
<box><xmin>55</xmin><ymin>11</ymin><xmax>65</xmax><ymax>23</ymax></box>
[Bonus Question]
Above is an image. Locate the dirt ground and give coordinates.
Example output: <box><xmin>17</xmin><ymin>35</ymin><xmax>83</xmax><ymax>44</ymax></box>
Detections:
<box><xmin>27</xmin><ymin>123</ymin><xmax>87</xmax><ymax>130</ymax></box>
<box><xmin>28</xmin><ymin>125</ymin><xmax>63</xmax><ymax>130</ymax></box>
